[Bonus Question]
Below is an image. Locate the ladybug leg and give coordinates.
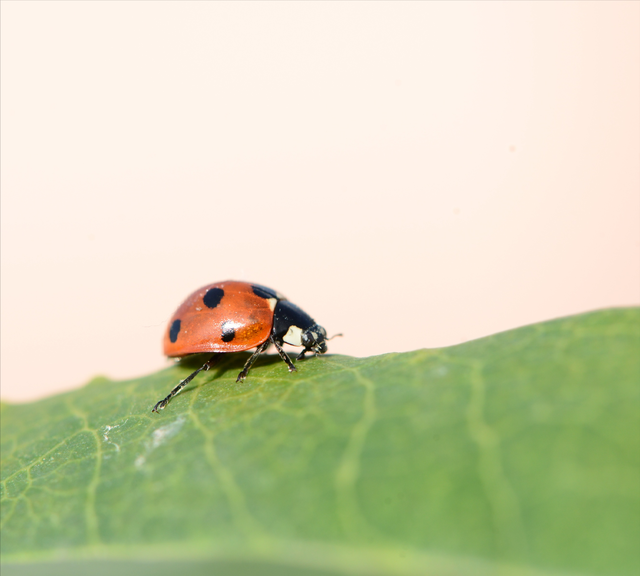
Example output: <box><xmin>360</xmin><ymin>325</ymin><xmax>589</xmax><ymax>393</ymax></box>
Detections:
<box><xmin>152</xmin><ymin>354</ymin><xmax>220</xmax><ymax>413</ymax></box>
<box><xmin>236</xmin><ymin>340</ymin><xmax>270</xmax><ymax>382</ymax></box>
<box><xmin>296</xmin><ymin>348</ymin><xmax>311</xmax><ymax>361</ymax></box>
<box><xmin>271</xmin><ymin>337</ymin><xmax>298</xmax><ymax>373</ymax></box>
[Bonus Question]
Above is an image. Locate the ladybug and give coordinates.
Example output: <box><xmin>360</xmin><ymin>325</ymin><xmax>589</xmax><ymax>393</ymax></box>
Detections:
<box><xmin>152</xmin><ymin>281</ymin><xmax>333</xmax><ymax>412</ymax></box>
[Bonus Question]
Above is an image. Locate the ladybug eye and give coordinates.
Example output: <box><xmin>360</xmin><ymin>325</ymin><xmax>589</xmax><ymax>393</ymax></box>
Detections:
<box><xmin>301</xmin><ymin>330</ymin><xmax>313</xmax><ymax>348</ymax></box>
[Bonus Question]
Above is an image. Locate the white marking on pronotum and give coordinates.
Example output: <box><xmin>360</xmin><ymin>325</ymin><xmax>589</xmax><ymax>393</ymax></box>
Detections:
<box><xmin>266</xmin><ymin>297</ymin><xmax>278</xmax><ymax>311</ymax></box>
<box><xmin>283</xmin><ymin>325</ymin><xmax>303</xmax><ymax>346</ymax></box>
<box><xmin>135</xmin><ymin>415</ymin><xmax>186</xmax><ymax>470</ymax></box>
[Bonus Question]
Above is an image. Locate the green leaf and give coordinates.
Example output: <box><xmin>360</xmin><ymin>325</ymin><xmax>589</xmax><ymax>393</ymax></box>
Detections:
<box><xmin>2</xmin><ymin>309</ymin><xmax>639</xmax><ymax>576</ymax></box>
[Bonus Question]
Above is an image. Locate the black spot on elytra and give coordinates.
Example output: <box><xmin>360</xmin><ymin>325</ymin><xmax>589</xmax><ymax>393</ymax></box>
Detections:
<box><xmin>221</xmin><ymin>321</ymin><xmax>236</xmax><ymax>343</ymax></box>
<box><xmin>203</xmin><ymin>287</ymin><xmax>224</xmax><ymax>309</ymax></box>
<box><xmin>252</xmin><ymin>285</ymin><xmax>277</xmax><ymax>299</ymax></box>
<box><xmin>169</xmin><ymin>319</ymin><xmax>181</xmax><ymax>343</ymax></box>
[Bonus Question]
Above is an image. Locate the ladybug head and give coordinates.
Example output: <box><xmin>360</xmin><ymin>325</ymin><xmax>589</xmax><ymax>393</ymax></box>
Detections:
<box><xmin>301</xmin><ymin>324</ymin><xmax>328</xmax><ymax>355</ymax></box>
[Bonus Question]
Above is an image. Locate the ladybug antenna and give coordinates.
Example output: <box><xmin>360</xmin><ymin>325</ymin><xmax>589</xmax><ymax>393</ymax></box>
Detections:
<box><xmin>327</xmin><ymin>333</ymin><xmax>343</xmax><ymax>341</ymax></box>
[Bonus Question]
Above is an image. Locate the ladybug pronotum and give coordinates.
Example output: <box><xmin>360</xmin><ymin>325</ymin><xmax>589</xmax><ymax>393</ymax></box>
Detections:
<box><xmin>152</xmin><ymin>281</ymin><xmax>333</xmax><ymax>412</ymax></box>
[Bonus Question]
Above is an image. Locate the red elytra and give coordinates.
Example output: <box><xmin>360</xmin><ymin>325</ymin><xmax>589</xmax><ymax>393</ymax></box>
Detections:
<box><xmin>163</xmin><ymin>280</ymin><xmax>282</xmax><ymax>356</ymax></box>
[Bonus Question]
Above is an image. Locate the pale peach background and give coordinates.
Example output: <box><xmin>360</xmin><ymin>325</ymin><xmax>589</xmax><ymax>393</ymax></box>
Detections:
<box><xmin>2</xmin><ymin>2</ymin><xmax>639</xmax><ymax>402</ymax></box>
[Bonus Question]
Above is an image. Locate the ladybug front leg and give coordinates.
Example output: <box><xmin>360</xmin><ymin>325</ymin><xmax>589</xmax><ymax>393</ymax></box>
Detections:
<box><xmin>152</xmin><ymin>354</ymin><xmax>220</xmax><ymax>412</ymax></box>
<box><xmin>296</xmin><ymin>349</ymin><xmax>311</xmax><ymax>361</ymax></box>
<box><xmin>271</xmin><ymin>337</ymin><xmax>297</xmax><ymax>373</ymax></box>
<box><xmin>236</xmin><ymin>340</ymin><xmax>270</xmax><ymax>382</ymax></box>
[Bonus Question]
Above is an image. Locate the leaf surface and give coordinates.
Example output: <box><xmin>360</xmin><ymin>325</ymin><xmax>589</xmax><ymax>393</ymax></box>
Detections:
<box><xmin>2</xmin><ymin>309</ymin><xmax>639</xmax><ymax>576</ymax></box>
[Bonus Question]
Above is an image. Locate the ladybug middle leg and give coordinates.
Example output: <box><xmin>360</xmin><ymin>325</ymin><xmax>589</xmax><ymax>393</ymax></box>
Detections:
<box><xmin>270</xmin><ymin>337</ymin><xmax>297</xmax><ymax>373</ymax></box>
<box><xmin>235</xmin><ymin>337</ymin><xmax>297</xmax><ymax>382</ymax></box>
<box><xmin>236</xmin><ymin>340</ymin><xmax>270</xmax><ymax>382</ymax></box>
<box><xmin>152</xmin><ymin>353</ymin><xmax>221</xmax><ymax>412</ymax></box>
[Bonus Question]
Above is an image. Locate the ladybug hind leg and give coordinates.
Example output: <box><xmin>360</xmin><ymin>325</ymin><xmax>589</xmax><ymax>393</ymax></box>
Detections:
<box><xmin>152</xmin><ymin>353</ymin><xmax>220</xmax><ymax>412</ymax></box>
